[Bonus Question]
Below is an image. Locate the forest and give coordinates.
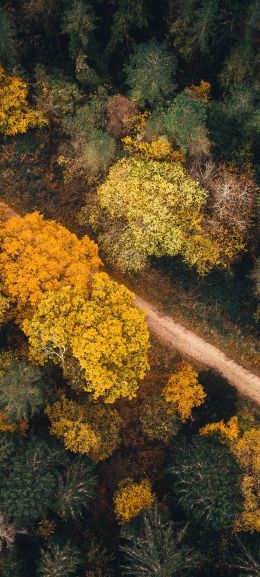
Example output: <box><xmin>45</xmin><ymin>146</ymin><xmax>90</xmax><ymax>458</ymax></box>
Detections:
<box><xmin>0</xmin><ymin>0</ymin><xmax>259</xmax><ymax>576</ymax></box>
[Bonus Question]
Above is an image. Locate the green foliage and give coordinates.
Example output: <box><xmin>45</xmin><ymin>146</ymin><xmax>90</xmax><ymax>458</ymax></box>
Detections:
<box><xmin>125</xmin><ymin>40</ymin><xmax>177</xmax><ymax>108</ymax></box>
<box><xmin>107</xmin><ymin>0</ymin><xmax>147</xmax><ymax>54</ymax></box>
<box><xmin>0</xmin><ymin>8</ymin><xmax>17</xmax><ymax>66</ymax></box>
<box><xmin>0</xmin><ymin>438</ymin><xmax>68</xmax><ymax>526</ymax></box>
<box><xmin>120</xmin><ymin>504</ymin><xmax>202</xmax><ymax>577</ymax></box>
<box><xmin>0</xmin><ymin>359</ymin><xmax>46</xmax><ymax>422</ymax></box>
<box><xmin>55</xmin><ymin>457</ymin><xmax>97</xmax><ymax>520</ymax></box>
<box><xmin>251</xmin><ymin>257</ymin><xmax>260</xmax><ymax>322</ymax></box>
<box><xmin>38</xmin><ymin>541</ymin><xmax>82</xmax><ymax>577</ymax></box>
<box><xmin>168</xmin><ymin>436</ymin><xmax>243</xmax><ymax>531</ymax></box>
<box><xmin>35</xmin><ymin>66</ymin><xmax>84</xmax><ymax>123</ymax></box>
<box><xmin>0</xmin><ymin>547</ymin><xmax>25</xmax><ymax>577</ymax></box>
<box><xmin>61</xmin><ymin>0</ymin><xmax>95</xmax><ymax>59</ymax></box>
<box><xmin>224</xmin><ymin>534</ymin><xmax>260</xmax><ymax>577</ymax></box>
<box><xmin>162</xmin><ymin>92</ymin><xmax>208</xmax><ymax>153</ymax></box>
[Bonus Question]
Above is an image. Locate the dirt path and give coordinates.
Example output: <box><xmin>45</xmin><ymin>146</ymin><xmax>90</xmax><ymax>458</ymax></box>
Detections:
<box><xmin>135</xmin><ymin>295</ymin><xmax>260</xmax><ymax>404</ymax></box>
<box><xmin>1</xmin><ymin>204</ymin><xmax>260</xmax><ymax>403</ymax></box>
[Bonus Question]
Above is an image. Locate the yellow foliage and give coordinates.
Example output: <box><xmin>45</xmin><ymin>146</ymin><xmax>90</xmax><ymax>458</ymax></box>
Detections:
<box><xmin>17</xmin><ymin>419</ymin><xmax>29</xmax><ymax>436</ymax></box>
<box><xmin>232</xmin><ymin>428</ymin><xmax>260</xmax><ymax>477</ymax></box>
<box><xmin>163</xmin><ymin>363</ymin><xmax>206</xmax><ymax>422</ymax></box>
<box><xmin>36</xmin><ymin>519</ymin><xmax>56</xmax><ymax>539</ymax></box>
<box><xmin>200</xmin><ymin>416</ymin><xmax>240</xmax><ymax>442</ymax></box>
<box><xmin>24</xmin><ymin>273</ymin><xmax>150</xmax><ymax>403</ymax></box>
<box><xmin>0</xmin><ymin>67</ymin><xmax>47</xmax><ymax>135</ymax></box>
<box><xmin>234</xmin><ymin>475</ymin><xmax>260</xmax><ymax>533</ymax></box>
<box><xmin>0</xmin><ymin>292</ymin><xmax>10</xmax><ymax>325</ymax></box>
<box><xmin>0</xmin><ymin>212</ymin><xmax>100</xmax><ymax>320</ymax></box>
<box><xmin>122</xmin><ymin>135</ymin><xmax>185</xmax><ymax>163</ymax></box>
<box><xmin>187</xmin><ymin>80</ymin><xmax>211</xmax><ymax>101</ymax></box>
<box><xmin>114</xmin><ymin>479</ymin><xmax>155</xmax><ymax>524</ymax></box>
<box><xmin>45</xmin><ymin>393</ymin><xmax>122</xmax><ymax>461</ymax></box>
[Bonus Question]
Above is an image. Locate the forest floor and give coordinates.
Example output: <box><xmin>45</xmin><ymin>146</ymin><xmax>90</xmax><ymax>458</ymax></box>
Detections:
<box><xmin>1</xmin><ymin>200</ymin><xmax>260</xmax><ymax>404</ymax></box>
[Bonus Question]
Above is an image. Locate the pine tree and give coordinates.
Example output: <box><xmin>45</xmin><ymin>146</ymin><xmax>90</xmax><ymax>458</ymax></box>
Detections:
<box><xmin>120</xmin><ymin>504</ymin><xmax>202</xmax><ymax>576</ymax></box>
<box><xmin>37</xmin><ymin>541</ymin><xmax>82</xmax><ymax>577</ymax></box>
<box><xmin>55</xmin><ymin>457</ymin><xmax>97</xmax><ymax>520</ymax></box>
<box><xmin>0</xmin><ymin>359</ymin><xmax>46</xmax><ymax>422</ymax></box>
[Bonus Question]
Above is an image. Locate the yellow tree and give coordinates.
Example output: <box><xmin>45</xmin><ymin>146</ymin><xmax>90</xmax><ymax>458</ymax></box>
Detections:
<box><xmin>0</xmin><ymin>67</ymin><xmax>47</xmax><ymax>135</ymax></box>
<box><xmin>163</xmin><ymin>362</ymin><xmax>206</xmax><ymax>422</ymax></box>
<box><xmin>114</xmin><ymin>479</ymin><xmax>155</xmax><ymax>524</ymax></box>
<box><xmin>81</xmin><ymin>156</ymin><xmax>244</xmax><ymax>274</ymax></box>
<box><xmin>0</xmin><ymin>212</ymin><xmax>101</xmax><ymax>320</ymax></box>
<box><xmin>23</xmin><ymin>273</ymin><xmax>150</xmax><ymax>403</ymax></box>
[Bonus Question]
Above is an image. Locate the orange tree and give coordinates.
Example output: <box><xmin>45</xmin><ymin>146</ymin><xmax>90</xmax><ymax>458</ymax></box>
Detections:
<box><xmin>0</xmin><ymin>212</ymin><xmax>101</xmax><ymax>320</ymax></box>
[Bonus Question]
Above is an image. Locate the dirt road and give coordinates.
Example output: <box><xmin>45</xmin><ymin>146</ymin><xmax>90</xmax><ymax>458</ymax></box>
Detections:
<box><xmin>135</xmin><ymin>295</ymin><xmax>260</xmax><ymax>404</ymax></box>
<box><xmin>1</xmin><ymin>204</ymin><xmax>260</xmax><ymax>403</ymax></box>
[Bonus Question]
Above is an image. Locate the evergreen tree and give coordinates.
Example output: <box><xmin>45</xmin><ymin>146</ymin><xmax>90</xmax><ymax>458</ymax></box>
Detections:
<box><xmin>37</xmin><ymin>541</ymin><xmax>82</xmax><ymax>577</ymax></box>
<box><xmin>0</xmin><ymin>8</ymin><xmax>17</xmax><ymax>66</ymax></box>
<box><xmin>0</xmin><ymin>359</ymin><xmax>46</xmax><ymax>422</ymax></box>
<box><xmin>168</xmin><ymin>436</ymin><xmax>243</xmax><ymax>531</ymax></box>
<box><xmin>55</xmin><ymin>457</ymin><xmax>97</xmax><ymax>520</ymax></box>
<box><xmin>0</xmin><ymin>438</ymin><xmax>68</xmax><ymax>526</ymax></box>
<box><xmin>120</xmin><ymin>504</ymin><xmax>202</xmax><ymax>577</ymax></box>
<box><xmin>125</xmin><ymin>40</ymin><xmax>177</xmax><ymax>108</ymax></box>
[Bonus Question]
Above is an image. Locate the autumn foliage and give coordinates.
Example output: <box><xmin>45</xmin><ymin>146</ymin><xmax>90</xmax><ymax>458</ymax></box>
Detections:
<box><xmin>0</xmin><ymin>212</ymin><xmax>100</xmax><ymax>319</ymax></box>
<box><xmin>0</xmin><ymin>67</ymin><xmax>47</xmax><ymax>135</ymax></box>
<box><xmin>114</xmin><ymin>479</ymin><xmax>155</xmax><ymax>524</ymax></box>
<box><xmin>163</xmin><ymin>363</ymin><xmax>206</xmax><ymax>422</ymax></box>
<box><xmin>23</xmin><ymin>273</ymin><xmax>150</xmax><ymax>403</ymax></box>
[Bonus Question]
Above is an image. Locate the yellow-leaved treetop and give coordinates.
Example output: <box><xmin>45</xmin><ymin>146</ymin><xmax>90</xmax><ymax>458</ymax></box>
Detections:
<box><xmin>0</xmin><ymin>212</ymin><xmax>101</xmax><ymax>320</ymax></box>
<box><xmin>23</xmin><ymin>273</ymin><xmax>150</xmax><ymax>403</ymax></box>
<box><xmin>45</xmin><ymin>393</ymin><xmax>122</xmax><ymax>461</ymax></box>
<box><xmin>82</xmin><ymin>156</ymin><xmax>244</xmax><ymax>274</ymax></box>
<box><xmin>114</xmin><ymin>479</ymin><xmax>155</xmax><ymax>524</ymax></box>
<box><xmin>200</xmin><ymin>418</ymin><xmax>260</xmax><ymax>533</ymax></box>
<box><xmin>0</xmin><ymin>67</ymin><xmax>47</xmax><ymax>135</ymax></box>
<box><xmin>163</xmin><ymin>362</ymin><xmax>206</xmax><ymax>422</ymax></box>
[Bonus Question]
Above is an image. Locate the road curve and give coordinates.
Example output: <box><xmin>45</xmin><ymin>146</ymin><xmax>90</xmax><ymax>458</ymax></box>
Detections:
<box><xmin>135</xmin><ymin>295</ymin><xmax>260</xmax><ymax>404</ymax></box>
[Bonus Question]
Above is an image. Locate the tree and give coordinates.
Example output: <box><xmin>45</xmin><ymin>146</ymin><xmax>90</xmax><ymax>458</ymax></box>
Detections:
<box><xmin>125</xmin><ymin>40</ymin><xmax>177</xmax><ymax>108</ymax></box>
<box><xmin>168</xmin><ymin>436</ymin><xmax>243</xmax><ymax>531</ymax></box>
<box><xmin>162</xmin><ymin>91</ymin><xmax>209</xmax><ymax>153</ymax></box>
<box><xmin>120</xmin><ymin>505</ymin><xmax>202</xmax><ymax>577</ymax></box>
<box><xmin>114</xmin><ymin>479</ymin><xmax>155</xmax><ymax>524</ymax></box>
<box><xmin>0</xmin><ymin>359</ymin><xmax>46</xmax><ymax>422</ymax></box>
<box><xmin>46</xmin><ymin>393</ymin><xmax>123</xmax><ymax>460</ymax></box>
<box><xmin>0</xmin><ymin>67</ymin><xmax>46</xmax><ymax>136</ymax></box>
<box><xmin>34</xmin><ymin>66</ymin><xmax>84</xmax><ymax>124</ymax></box>
<box><xmin>251</xmin><ymin>258</ymin><xmax>260</xmax><ymax>322</ymax></box>
<box><xmin>0</xmin><ymin>212</ymin><xmax>100</xmax><ymax>320</ymax></box>
<box><xmin>0</xmin><ymin>547</ymin><xmax>25</xmax><ymax>577</ymax></box>
<box><xmin>0</xmin><ymin>9</ymin><xmax>17</xmax><ymax>66</ymax></box>
<box><xmin>24</xmin><ymin>273</ymin><xmax>150</xmax><ymax>403</ymax></box>
<box><xmin>37</xmin><ymin>541</ymin><xmax>82</xmax><ymax>577</ymax></box>
<box><xmin>82</xmin><ymin>156</ymin><xmax>244</xmax><ymax>274</ymax></box>
<box><xmin>224</xmin><ymin>534</ymin><xmax>260</xmax><ymax>577</ymax></box>
<box><xmin>55</xmin><ymin>457</ymin><xmax>97</xmax><ymax>520</ymax></box>
<box><xmin>0</xmin><ymin>438</ymin><xmax>68</xmax><ymax>526</ymax></box>
<box><xmin>106</xmin><ymin>0</ymin><xmax>148</xmax><ymax>54</ymax></box>
<box><xmin>163</xmin><ymin>363</ymin><xmax>206</xmax><ymax>422</ymax></box>
<box><xmin>139</xmin><ymin>393</ymin><xmax>180</xmax><ymax>442</ymax></box>
<box><xmin>107</xmin><ymin>94</ymin><xmax>137</xmax><ymax>138</ymax></box>
<box><xmin>61</xmin><ymin>0</ymin><xmax>96</xmax><ymax>59</ymax></box>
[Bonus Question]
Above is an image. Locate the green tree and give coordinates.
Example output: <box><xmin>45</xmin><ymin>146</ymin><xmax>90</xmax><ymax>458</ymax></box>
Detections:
<box><xmin>168</xmin><ymin>436</ymin><xmax>243</xmax><ymax>531</ymax></box>
<box><xmin>38</xmin><ymin>541</ymin><xmax>82</xmax><ymax>577</ymax></box>
<box><xmin>120</xmin><ymin>504</ymin><xmax>202</xmax><ymax>577</ymax></box>
<box><xmin>224</xmin><ymin>534</ymin><xmax>260</xmax><ymax>577</ymax></box>
<box><xmin>0</xmin><ymin>438</ymin><xmax>68</xmax><ymax>526</ymax></box>
<box><xmin>0</xmin><ymin>8</ymin><xmax>17</xmax><ymax>66</ymax></box>
<box><xmin>107</xmin><ymin>0</ymin><xmax>147</xmax><ymax>54</ymax></box>
<box><xmin>0</xmin><ymin>547</ymin><xmax>25</xmax><ymax>577</ymax></box>
<box><xmin>125</xmin><ymin>40</ymin><xmax>177</xmax><ymax>108</ymax></box>
<box><xmin>251</xmin><ymin>257</ymin><xmax>260</xmax><ymax>322</ymax></box>
<box><xmin>55</xmin><ymin>457</ymin><xmax>97</xmax><ymax>520</ymax></box>
<box><xmin>162</xmin><ymin>92</ymin><xmax>208</xmax><ymax>153</ymax></box>
<box><xmin>0</xmin><ymin>359</ymin><xmax>46</xmax><ymax>422</ymax></box>
<box><xmin>61</xmin><ymin>0</ymin><xmax>95</xmax><ymax>59</ymax></box>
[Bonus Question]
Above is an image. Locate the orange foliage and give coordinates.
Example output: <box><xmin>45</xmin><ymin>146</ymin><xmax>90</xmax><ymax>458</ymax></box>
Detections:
<box><xmin>187</xmin><ymin>80</ymin><xmax>211</xmax><ymax>101</ymax></box>
<box><xmin>0</xmin><ymin>212</ymin><xmax>100</xmax><ymax>320</ymax></box>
